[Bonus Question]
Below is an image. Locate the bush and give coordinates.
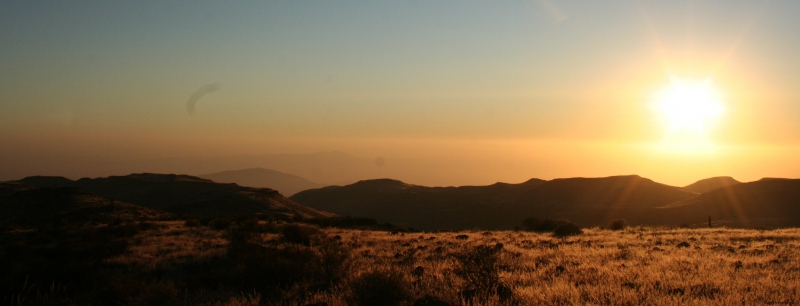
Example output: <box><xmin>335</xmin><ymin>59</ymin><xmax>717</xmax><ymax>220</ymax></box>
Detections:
<box><xmin>553</xmin><ymin>221</ymin><xmax>582</xmax><ymax>237</ymax></box>
<box><xmin>137</xmin><ymin>220</ymin><xmax>164</xmax><ymax>231</ymax></box>
<box><xmin>184</xmin><ymin>219</ymin><xmax>201</xmax><ymax>227</ymax></box>
<box><xmin>347</xmin><ymin>270</ymin><xmax>411</xmax><ymax>306</ymax></box>
<box><xmin>521</xmin><ymin>217</ymin><xmax>558</xmax><ymax>232</ymax></box>
<box><xmin>281</xmin><ymin>224</ymin><xmax>323</xmax><ymax>245</ymax></box>
<box><xmin>209</xmin><ymin>218</ymin><xmax>232</xmax><ymax>230</ymax></box>
<box><xmin>223</xmin><ymin>233</ymin><xmax>350</xmax><ymax>295</ymax></box>
<box><xmin>610</xmin><ymin>219</ymin><xmax>628</xmax><ymax>231</ymax></box>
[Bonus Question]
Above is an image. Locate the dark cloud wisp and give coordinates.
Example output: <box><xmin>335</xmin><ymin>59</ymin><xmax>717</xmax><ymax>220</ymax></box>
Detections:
<box><xmin>186</xmin><ymin>83</ymin><xmax>220</xmax><ymax>115</ymax></box>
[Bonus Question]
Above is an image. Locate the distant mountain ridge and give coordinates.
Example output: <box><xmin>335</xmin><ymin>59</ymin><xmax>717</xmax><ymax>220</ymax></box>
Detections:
<box><xmin>8</xmin><ymin>173</ymin><xmax>799</xmax><ymax>230</ymax></box>
<box><xmin>15</xmin><ymin>173</ymin><xmax>333</xmax><ymax>219</ymax></box>
<box><xmin>292</xmin><ymin>175</ymin><xmax>800</xmax><ymax>230</ymax></box>
<box><xmin>200</xmin><ymin>168</ymin><xmax>324</xmax><ymax>196</ymax></box>
<box><xmin>291</xmin><ymin>175</ymin><xmax>697</xmax><ymax>230</ymax></box>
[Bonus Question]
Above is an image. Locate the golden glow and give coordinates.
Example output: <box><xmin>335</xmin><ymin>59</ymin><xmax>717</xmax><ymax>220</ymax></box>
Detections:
<box><xmin>652</xmin><ymin>77</ymin><xmax>726</xmax><ymax>153</ymax></box>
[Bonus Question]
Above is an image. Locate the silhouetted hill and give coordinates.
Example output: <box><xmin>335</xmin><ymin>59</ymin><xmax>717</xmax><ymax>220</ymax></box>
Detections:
<box><xmin>16</xmin><ymin>173</ymin><xmax>334</xmax><ymax>219</ymax></box>
<box><xmin>291</xmin><ymin>175</ymin><xmax>695</xmax><ymax>230</ymax></box>
<box><xmin>758</xmin><ymin>177</ymin><xmax>792</xmax><ymax>181</ymax></box>
<box><xmin>659</xmin><ymin>178</ymin><xmax>800</xmax><ymax>228</ymax></box>
<box><xmin>0</xmin><ymin>181</ymin><xmax>37</xmax><ymax>197</ymax></box>
<box><xmin>518</xmin><ymin>175</ymin><xmax>698</xmax><ymax>226</ymax></box>
<box><xmin>0</xmin><ymin>187</ymin><xmax>168</xmax><ymax>227</ymax></box>
<box><xmin>683</xmin><ymin>176</ymin><xmax>741</xmax><ymax>193</ymax></box>
<box><xmin>200</xmin><ymin>168</ymin><xmax>324</xmax><ymax>196</ymax></box>
<box><xmin>17</xmin><ymin>176</ymin><xmax>75</xmax><ymax>188</ymax></box>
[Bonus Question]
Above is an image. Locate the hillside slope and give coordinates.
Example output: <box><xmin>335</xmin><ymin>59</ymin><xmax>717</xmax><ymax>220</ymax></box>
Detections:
<box><xmin>17</xmin><ymin>173</ymin><xmax>333</xmax><ymax>219</ymax></box>
<box><xmin>0</xmin><ymin>187</ymin><xmax>168</xmax><ymax>227</ymax></box>
<box><xmin>660</xmin><ymin>178</ymin><xmax>800</xmax><ymax>228</ymax></box>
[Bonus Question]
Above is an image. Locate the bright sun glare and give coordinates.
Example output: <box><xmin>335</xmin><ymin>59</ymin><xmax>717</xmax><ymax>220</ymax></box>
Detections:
<box><xmin>652</xmin><ymin>77</ymin><xmax>725</xmax><ymax>153</ymax></box>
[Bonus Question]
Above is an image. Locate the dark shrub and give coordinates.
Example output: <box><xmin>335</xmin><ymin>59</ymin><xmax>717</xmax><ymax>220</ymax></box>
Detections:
<box><xmin>100</xmin><ymin>222</ymin><xmax>139</xmax><ymax>237</ymax></box>
<box><xmin>454</xmin><ymin>243</ymin><xmax>505</xmax><ymax>302</ymax></box>
<box><xmin>223</xmin><ymin>231</ymin><xmax>350</xmax><ymax>295</ymax></box>
<box><xmin>347</xmin><ymin>270</ymin><xmax>411</xmax><ymax>306</ymax></box>
<box><xmin>237</xmin><ymin>217</ymin><xmax>259</xmax><ymax>231</ymax></box>
<box><xmin>282</xmin><ymin>224</ymin><xmax>323</xmax><ymax>245</ymax></box>
<box><xmin>209</xmin><ymin>217</ymin><xmax>232</xmax><ymax>230</ymax></box>
<box><xmin>226</xmin><ymin>243</ymin><xmax>316</xmax><ymax>292</ymax></box>
<box><xmin>126</xmin><ymin>279</ymin><xmax>180</xmax><ymax>306</ymax></box>
<box><xmin>610</xmin><ymin>219</ymin><xmax>628</xmax><ymax>231</ymax></box>
<box><xmin>110</xmin><ymin>217</ymin><xmax>123</xmax><ymax>226</ymax></box>
<box><xmin>413</xmin><ymin>295</ymin><xmax>451</xmax><ymax>306</ymax></box>
<box><xmin>233</xmin><ymin>214</ymin><xmax>251</xmax><ymax>224</ymax></box>
<box><xmin>305</xmin><ymin>216</ymin><xmax>379</xmax><ymax>229</ymax></box>
<box><xmin>521</xmin><ymin>217</ymin><xmax>558</xmax><ymax>232</ymax></box>
<box><xmin>199</xmin><ymin>217</ymin><xmax>213</xmax><ymax>226</ymax></box>
<box><xmin>553</xmin><ymin>221</ymin><xmax>582</xmax><ymax>237</ymax></box>
<box><xmin>316</xmin><ymin>240</ymin><xmax>352</xmax><ymax>289</ymax></box>
<box><xmin>137</xmin><ymin>220</ymin><xmax>163</xmax><ymax>231</ymax></box>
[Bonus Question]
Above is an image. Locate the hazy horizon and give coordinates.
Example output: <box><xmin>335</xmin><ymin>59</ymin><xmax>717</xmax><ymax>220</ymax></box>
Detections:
<box><xmin>3</xmin><ymin>1</ymin><xmax>800</xmax><ymax>187</ymax></box>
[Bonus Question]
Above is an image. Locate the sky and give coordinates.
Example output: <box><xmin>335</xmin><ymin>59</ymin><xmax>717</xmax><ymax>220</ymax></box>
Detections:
<box><xmin>2</xmin><ymin>1</ymin><xmax>800</xmax><ymax>186</ymax></box>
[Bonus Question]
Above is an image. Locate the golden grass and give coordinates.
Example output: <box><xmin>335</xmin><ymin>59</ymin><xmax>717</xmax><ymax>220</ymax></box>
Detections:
<box><xmin>105</xmin><ymin>221</ymin><xmax>229</xmax><ymax>268</ymax></box>
<box><xmin>322</xmin><ymin>227</ymin><xmax>800</xmax><ymax>305</ymax></box>
<box><xmin>104</xmin><ymin>222</ymin><xmax>800</xmax><ymax>305</ymax></box>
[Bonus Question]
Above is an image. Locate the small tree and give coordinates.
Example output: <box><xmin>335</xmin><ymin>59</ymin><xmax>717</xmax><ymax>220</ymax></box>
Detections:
<box><xmin>454</xmin><ymin>243</ymin><xmax>505</xmax><ymax>302</ymax></box>
<box><xmin>609</xmin><ymin>219</ymin><xmax>628</xmax><ymax>231</ymax></box>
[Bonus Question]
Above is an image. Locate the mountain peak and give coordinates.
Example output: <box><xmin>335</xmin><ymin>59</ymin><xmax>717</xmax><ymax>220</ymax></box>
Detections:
<box><xmin>17</xmin><ymin>176</ymin><xmax>75</xmax><ymax>188</ymax></box>
<box><xmin>351</xmin><ymin>179</ymin><xmax>412</xmax><ymax>189</ymax></box>
<box><xmin>683</xmin><ymin>176</ymin><xmax>741</xmax><ymax>193</ymax></box>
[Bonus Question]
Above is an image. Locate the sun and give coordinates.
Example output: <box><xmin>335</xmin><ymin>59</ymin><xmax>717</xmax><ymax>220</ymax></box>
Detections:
<box><xmin>651</xmin><ymin>77</ymin><xmax>726</xmax><ymax>153</ymax></box>
<box><xmin>654</xmin><ymin>78</ymin><xmax>724</xmax><ymax>133</ymax></box>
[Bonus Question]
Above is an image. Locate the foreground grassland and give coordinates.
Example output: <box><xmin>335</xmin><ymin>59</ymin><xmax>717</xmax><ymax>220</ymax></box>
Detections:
<box><xmin>3</xmin><ymin>220</ymin><xmax>799</xmax><ymax>305</ymax></box>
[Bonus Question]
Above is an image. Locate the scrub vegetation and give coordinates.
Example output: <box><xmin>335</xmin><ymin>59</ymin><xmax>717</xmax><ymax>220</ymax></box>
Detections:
<box><xmin>2</xmin><ymin>217</ymin><xmax>799</xmax><ymax>305</ymax></box>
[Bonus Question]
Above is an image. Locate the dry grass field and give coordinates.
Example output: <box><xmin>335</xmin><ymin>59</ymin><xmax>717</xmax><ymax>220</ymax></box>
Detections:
<box><xmin>322</xmin><ymin>227</ymin><xmax>800</xmax><ymax>305</ymax></box>
<box><xmin>3</xmin><ymin>219</ymin><xmax>799</xmax><ymax>305</ymax></box>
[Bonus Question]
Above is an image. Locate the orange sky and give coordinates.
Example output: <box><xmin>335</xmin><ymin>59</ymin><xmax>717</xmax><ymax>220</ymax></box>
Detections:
<box><xmin>2</xmin><ymin>1</ymin><xmax>799</xmax><ymax>186</ymax></box>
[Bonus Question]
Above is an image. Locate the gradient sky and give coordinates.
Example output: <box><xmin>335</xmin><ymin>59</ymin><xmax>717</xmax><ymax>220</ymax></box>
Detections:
<box><xmin>2</xmin><ymin>1</ymin><xmax>800</xmax><ymax>186</ymax></box>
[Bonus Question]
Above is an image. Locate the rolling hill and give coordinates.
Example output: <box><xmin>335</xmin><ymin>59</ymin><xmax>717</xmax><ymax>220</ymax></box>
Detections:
<box><xmin>291</xmin><ymin>175</ymin><xmax>697</xmax><ymax>230</ymax></box>
<box><xmin>0</xmin><ymin>186</ymin><xmax>169</xmax><ymax>227</ymax></box>
<box><xmin>0</xmin><ymin>181</ymin><xmax>37</xmax><ymax>197</ymax></box>
<box><xmin>682</xmin><ymin>176</ymin><xmax>741</xmax><ymax>193</ymax></box>
<box><xmin>660</xmin><ymin>178</ymin><xmax>800</xmax><ymax>228</ymax></box>
<box><xmin>10</xmin><ymin>172</ymin><xmax>798</xmax><ymax>230</ymax></box>
<box><xmin>15</xmin><ymin>173</ymin><xmax>334</xmax><ymax>219</ymax></box>
<box><xmin>200</xmin><ymin>168</ymin><xmax>324</xmax><ymax>196</ymax></box>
